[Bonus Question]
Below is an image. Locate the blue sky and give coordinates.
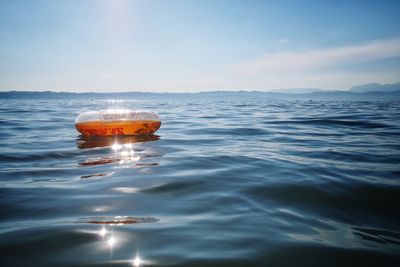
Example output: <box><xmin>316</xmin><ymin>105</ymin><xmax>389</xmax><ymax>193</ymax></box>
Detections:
<box><xmin>0</xmin><ymin>0</ymin><xmax>399</xmax><ymax>92</ymax></box>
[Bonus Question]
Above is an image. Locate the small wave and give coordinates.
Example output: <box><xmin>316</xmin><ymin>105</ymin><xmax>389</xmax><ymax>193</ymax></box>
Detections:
<box><xmin>265</xmin><ymin>118</ymin><xmax>391</xmax><ymax>129</ymax></box>
<box><xmin>142</xmin><ymin>180</ymin><xmax>205</xmax><ymax>194</ymax></box>
<box><xmin>190</xmin><ymin>127</ymin><xmax>268</xmax><ymax>136</ymax></box>
<box><xmin>241</xmin><ymin>182</ymin><xmax>400</xmax><ymax>223</ymax></box>
<box><xmin>0</xmin><ymin>150</ymin><xmax>83</xmax><ymax>163</ymax></box>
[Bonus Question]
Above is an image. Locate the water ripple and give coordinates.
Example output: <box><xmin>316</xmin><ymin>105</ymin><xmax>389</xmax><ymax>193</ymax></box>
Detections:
<box><xmin>0</xmin><ymin>99</ymin><xmax>399</xmax><ymax>266</ymax></box>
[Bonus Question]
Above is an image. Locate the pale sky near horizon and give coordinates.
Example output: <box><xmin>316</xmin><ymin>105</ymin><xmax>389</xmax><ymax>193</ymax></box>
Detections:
<box><xmin>1</xmin><ymin>0</ymin><xmax>400</xmax><ymax>92</ymax></box>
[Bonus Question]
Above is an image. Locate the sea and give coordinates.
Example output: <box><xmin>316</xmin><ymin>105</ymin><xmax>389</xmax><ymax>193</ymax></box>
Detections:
<box><xmin>0</xmin><ymin>98</ymin><xmax>399</xmax><ymax>267</ymax></box>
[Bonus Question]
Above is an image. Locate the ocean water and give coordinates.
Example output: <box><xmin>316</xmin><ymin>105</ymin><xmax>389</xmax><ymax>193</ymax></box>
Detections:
<box><xmin>0</xmin><ymin>98</ymin><xmax>399</xmax><ymax>267</ymax></box>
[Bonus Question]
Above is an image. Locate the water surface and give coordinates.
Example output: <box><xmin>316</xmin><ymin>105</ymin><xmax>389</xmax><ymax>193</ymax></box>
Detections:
<box><xmin>0</xmin><ymin>99</ymin><xmax>399</xmax><ymax>266</ymax></box>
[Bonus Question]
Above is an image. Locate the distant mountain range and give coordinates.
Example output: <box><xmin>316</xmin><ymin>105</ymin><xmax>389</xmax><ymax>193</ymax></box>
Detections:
<box><xmin>349</xmin><ymin>82</ymin><xmax>400</xmax><ymax>93</ymax></box>
<box><xmin>1</xmin><ymin>82</ymin><xmax>400</xmax><ymax>101</ymax></box>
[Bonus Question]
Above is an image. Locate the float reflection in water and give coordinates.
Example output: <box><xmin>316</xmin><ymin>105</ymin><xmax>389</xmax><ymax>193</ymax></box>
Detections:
<box><xmin>76</xmin><ymin>134</ymin><xmax>160</xmax><ymax>149</ymax></box>
<box><xmin>76</xmin><ymin>135</ymin><xmax>161</xmax><ymax>168</ymax></box>
<box><xmin>80</xmin><ymin>216</ymin><xmax>160</xmax><ymax>225</ymax></box>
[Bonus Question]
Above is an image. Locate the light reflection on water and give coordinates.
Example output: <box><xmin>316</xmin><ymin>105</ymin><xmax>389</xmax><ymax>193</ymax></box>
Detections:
<box><xmin>76</xmin><ymin>135</ymin><xmax>162</xmax><ymax>179</ymax></box>
<box><xmin>77</xmin><ymin>135</ymin><xmax>159</xmax><ymax>267</ymax></box>
<box><xmin>76</xmin><ymin>134</ymin><xmax>160</xmax><ymax>266</ymax></box>
<box><xmin>80</xmin><ymin>222</ymin><xmax>154</xmax><ymax>266</ymax></box>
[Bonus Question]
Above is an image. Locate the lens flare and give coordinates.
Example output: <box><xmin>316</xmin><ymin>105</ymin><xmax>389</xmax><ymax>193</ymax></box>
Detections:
<box><xmin>99</xmin><ymin>226</ymin><xmax>107</xmax><ymax>237</ymax></box>
<box><xmin>133</xmin><ymin>255</ymin><xmax>142</xmax><ymax>267</ymax></box>
<box><xmin>112</xmin><ymin>143</ymin><xmax>122</xmax><ymax>151</ymax></box>
<box><xmin>108</xmin><ymin>236</ymin><xmax>116</xmax><ymax>247</ymax></box>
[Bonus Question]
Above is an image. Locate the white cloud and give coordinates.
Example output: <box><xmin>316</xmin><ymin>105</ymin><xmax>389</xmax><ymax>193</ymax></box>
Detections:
<box><xmin>234</xmin><ymin>38</ymin><xmax>400</xmax><ymax>75</ymax></box>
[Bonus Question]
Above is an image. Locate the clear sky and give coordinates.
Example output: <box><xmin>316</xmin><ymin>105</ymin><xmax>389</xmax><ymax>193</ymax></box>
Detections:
<box><xmin>1</xmin><ymin>0</ymin><xmax>399</xmax><ymax>92</ymax></box>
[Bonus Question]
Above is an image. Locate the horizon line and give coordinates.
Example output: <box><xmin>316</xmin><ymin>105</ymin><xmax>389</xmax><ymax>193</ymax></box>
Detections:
<box><xmin>1</xmin><ymin>80</ymin><xmax>399</xmax><ymax>94</ymax></box>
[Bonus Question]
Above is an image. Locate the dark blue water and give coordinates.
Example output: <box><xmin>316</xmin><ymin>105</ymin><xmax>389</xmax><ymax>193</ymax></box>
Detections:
<box><xmin>0</xmin><ymin>99</ymin><xmax>399</xmax><ymax>267</ymax></box>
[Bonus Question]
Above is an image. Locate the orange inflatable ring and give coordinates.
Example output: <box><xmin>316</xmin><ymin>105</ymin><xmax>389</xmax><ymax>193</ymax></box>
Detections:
<box><xmin>75</xmin><ymin>109</ymin><xmax>161</xmax><ymax>136</ymax></box>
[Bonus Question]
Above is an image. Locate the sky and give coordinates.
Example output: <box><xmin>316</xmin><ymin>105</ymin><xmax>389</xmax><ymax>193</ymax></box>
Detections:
<box><xmin>0</xmin><ymin>0</ymin><xmax>399</xmax><ymax>92</ymax></box>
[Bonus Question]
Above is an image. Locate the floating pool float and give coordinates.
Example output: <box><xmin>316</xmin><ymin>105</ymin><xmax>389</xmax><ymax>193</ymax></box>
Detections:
<box><xmin>75</xmin><ymin>109</ymin><xmax>161</xmax><ymax>136</ymax></box>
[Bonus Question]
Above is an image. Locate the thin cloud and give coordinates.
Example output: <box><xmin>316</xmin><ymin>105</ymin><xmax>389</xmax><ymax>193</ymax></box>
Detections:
<box><xmin>160</xmin><ymin>77</ymin><xmax>225</xmax><ymax>86</ymax></box>
<box><xmin>235</xmin><ymin>38</ymin><xmax>400</xmax><ymax>75</ymax></box>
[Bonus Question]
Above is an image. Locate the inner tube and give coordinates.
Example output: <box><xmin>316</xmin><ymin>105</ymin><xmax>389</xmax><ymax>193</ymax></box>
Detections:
<box><xmin>75</xmin><ymin>109</ymin><xmax>161</xmax><ymax>136</ymax></box>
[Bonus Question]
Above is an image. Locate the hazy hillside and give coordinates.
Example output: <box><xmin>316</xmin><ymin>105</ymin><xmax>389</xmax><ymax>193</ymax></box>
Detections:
<box><xmin>1</xmin><ymin>90</ymin><xmax>400</xmax><ymax>101</ymax></box>
<box><xmin>349</xmin><ymin>82</ymin><xmax>400</xmax><ymax>93</ymax></box>
<box><xmin>1</xmin><ymin>82</ymin><xmax>400</xmax><ymax>101</ymax></box>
